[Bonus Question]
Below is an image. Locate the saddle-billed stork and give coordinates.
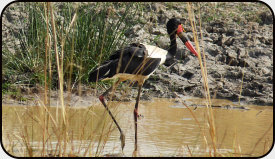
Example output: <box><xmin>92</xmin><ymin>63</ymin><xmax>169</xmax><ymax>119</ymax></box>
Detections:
<box><xmin>89</xmin><ymin>18</ymin><xmax>198</xmax><ymax>152</ymax></box>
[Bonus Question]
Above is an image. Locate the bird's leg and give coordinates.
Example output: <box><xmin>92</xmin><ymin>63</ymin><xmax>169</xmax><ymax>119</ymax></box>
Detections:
<box><xmin>132</xmin><ymin>82</ymin><xmax>144</xmax><ymax>119</ymax></box>
<box><xmin>133</xmin><ymin>84</ymin><xmax>143</xmax><ymax>152</ymax></box>
<box><xmin>99</xmin><ymin>80</ymin><xmax>125</xmax><ymax>151</ymax></box>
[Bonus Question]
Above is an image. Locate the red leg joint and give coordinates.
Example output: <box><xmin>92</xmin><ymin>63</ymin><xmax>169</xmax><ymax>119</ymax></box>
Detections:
<box><xmin>134</xmin><ymin>108</ymin><xmax>138</xmax><ymax>117</ymax></box>
<box><xmin>134</xmin><ymin>108</ymin><xmax>144</xmax><ymax>118</ymax></box>
<box><xmin>99</xmin><ymin>95</ymin><xmax>104</xmax><ymax>102</ymax></box>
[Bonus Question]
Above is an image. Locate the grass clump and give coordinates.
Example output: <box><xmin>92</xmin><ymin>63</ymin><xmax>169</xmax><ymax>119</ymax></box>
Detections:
<box><xmin>2</xmin><ymin>2</ymin><xmax>141</xmax><ymax>91</ymax></box>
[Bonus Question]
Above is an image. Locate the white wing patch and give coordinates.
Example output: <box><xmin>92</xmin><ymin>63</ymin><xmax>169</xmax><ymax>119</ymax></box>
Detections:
<box><xmin>141</xmin><ymin>43</ymin><xmax>168</xmax><ymax>65</ymax></box>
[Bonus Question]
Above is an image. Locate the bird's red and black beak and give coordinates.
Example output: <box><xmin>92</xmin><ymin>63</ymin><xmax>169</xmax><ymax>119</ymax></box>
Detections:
<box><xmin>176</xmin><ymin>24</ymin><xmax>198</xmax><ymax>57</ymax></box>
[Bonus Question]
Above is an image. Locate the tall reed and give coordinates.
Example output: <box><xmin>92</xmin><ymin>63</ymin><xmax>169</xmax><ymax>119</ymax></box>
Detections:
<box><xmin>186</xmin><ymin>2</ymin><xmax>217</xmax><ymax>156</ymax></box>
<box><xmin>2</xmin><ymin>2</ymin><xmax>143</xmax><ymax>157</ymax></box>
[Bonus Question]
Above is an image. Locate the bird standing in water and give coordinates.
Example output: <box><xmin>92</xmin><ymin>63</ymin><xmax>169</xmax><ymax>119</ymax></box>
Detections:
<box><xmin>89</xmin><ymin>18</ymin><xmax>198</xmax><ymax>152</ymax></box>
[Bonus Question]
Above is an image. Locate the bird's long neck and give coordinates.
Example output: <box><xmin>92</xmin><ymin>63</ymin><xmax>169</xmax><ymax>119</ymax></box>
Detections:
<box><xmin>168</xmin><ymin>34</ymin><xmax>177</xmax><ymax>56</ymax></box>
<box><xmin>164</xmin><ymin>34</ymin><xmax>177</xmax><ymax>66</ymax></box>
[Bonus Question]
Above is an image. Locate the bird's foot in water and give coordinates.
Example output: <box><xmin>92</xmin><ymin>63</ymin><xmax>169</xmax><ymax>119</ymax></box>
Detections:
<box><xmin>120</xmin><ymin>133</ymin><xmax>125</xmax><ymax>151</ymax></box>
<box><xmin>132</xmin><ymin>149</ymin><xmax>140</xmax><ymax>157</ymax></box>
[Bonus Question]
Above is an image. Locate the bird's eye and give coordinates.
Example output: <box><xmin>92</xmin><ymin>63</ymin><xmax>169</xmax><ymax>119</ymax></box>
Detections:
<box><xmin>181</xmin><ymin>24</ymin><xmax>186</xmax><ymax>32</ymax></box>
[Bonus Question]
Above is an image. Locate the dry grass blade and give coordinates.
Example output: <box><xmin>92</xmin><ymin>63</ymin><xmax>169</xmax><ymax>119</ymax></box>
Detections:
<box><xmin>182</xmin><ymin>102</ymin><xmax>201</xmax><ymax>130</ymax></box>
<box><xmin>49</xmin><ymin>2</ymin><xmax>66</xmax><ymax>126</ymax></box>
<box><xmin>187</xmin><ymin>2</ymin><xmax>217</xmax><ymax>156</ymax></box>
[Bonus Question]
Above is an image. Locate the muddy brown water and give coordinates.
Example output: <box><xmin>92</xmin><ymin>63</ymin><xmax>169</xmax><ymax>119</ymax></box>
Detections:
<box><xmin>2</xmin><ymin>98</ymin><xmax>273</xmax><ymax>157</ymax></box>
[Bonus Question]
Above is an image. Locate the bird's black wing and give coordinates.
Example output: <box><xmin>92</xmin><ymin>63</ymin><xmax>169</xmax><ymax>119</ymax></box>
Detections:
<box><xmin>89</xmin><ymin>43</ymin><xmax>146</xmax><ymax>82</ymax></box>
<box><xmin>89</xmin><ymin>43</ymin><xmax>161</xmax><ymax>82</ymax></box>
<box><xmin>108</xmin><ymin>43</ymin><xmax>146</xmax><ymax>61</ymax></box>
<box><xmin>116</xmin><ymin>43</ymin><xmax>161</xmax><ymax>76</ymax></box>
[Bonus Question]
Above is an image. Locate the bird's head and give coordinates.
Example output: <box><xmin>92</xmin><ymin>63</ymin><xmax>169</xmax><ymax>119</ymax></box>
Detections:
<box><xmin>166</xmin><ymin>18</ymin><xmax>198</xmax><ymax>57</ymax></box>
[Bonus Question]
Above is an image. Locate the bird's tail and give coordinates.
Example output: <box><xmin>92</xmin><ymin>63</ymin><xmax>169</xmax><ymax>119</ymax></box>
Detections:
<box><xmin>88</xmin><ymin>62</ymin><xmax>111</xmax><ymax>82</ymax></box>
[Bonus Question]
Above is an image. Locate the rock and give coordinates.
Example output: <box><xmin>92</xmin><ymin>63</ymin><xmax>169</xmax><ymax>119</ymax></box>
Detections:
<box><xmin>204</xmin><ymin>37</ymin><xmax>213</xmax><ymax>42</ymax></box>
<box><xmin>259</xmin><ymin>11</ymin><xmax>273</xmax><ymax>25</ymax></box>
<box><xmin>152</xmin><ymin>3</ymin><xmax>166</xmax><ymax>13</ymax></box>
<box><xmin>149</xmin><ymin>27</ymin><xmax>166</xmax><ymax>35</ymax></box>
<box><xmin>206</xmin><ymin>26</ymin><xmax>213</xmax><ymax>33</ymax></box>
<box><xmin>248</xmin><ymin>48</ymin><xmax>266</xmax><ymax>58</ymax></box>
<box><xmin>224</xmin><ymin>37</ymin><xmax>235</xmax><ymax>46</ymax></box>
<box><xmin>260</xmin><ymin>67</ymin><xmax>270</xmax><ymax>76</ymax></box>
<box><xmin>237</xmin><ymin>48</ymin><xmax>247</xmax><ymax>58</ymax></box>
<box><xmin>155</xmin><ymin>36</ymin><xmax>169</xmax><ymax>48</ymax></box>
<box><xmin>226</xmin><ymin>28</ymin><xmax>235</xmax><ymax>36</ymax></box>
<box><xmin>125</xmin><ymin>25</ymin><xmax>141</xmax><ymax>38</ymax></box>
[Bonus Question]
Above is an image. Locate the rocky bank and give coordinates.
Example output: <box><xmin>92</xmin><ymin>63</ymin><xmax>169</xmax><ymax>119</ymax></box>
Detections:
<box><xmin>123</xmin><ymin>2</ymin><xmax>273</xmax><ymax>106</ymax></box>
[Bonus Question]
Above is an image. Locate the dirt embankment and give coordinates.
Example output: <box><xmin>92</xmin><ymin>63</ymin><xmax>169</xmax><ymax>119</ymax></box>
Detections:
<box><xmin>124</xmin><ymin>2</ymin><xmax>273</xmax><ymax>106</ymax></box>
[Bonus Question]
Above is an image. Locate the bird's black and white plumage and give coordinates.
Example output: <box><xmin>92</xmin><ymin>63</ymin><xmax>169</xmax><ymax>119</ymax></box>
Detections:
<box><xmin>88</xmin><ymin>18</ymin><xmax>198</xmax><ymax>152</ymax></box>
<box><xmin>89</xmin><ymin>43</ymin><xmax>164</xmax><ymax>84</ymax></box>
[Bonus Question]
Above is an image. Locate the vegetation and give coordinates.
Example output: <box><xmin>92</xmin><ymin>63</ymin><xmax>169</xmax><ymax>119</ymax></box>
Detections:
<box><xmin>2</xmin><ymin>2</ymin><xmax>272</xmax><ymax>157</ymax></box>
<box><xmin>2</xmin><ymin>2</ymin><xmax>144</xmax><ymax>92</ymax></box>
<box><xmin>2</xmin><ymin>2</ymin><xmax>270</xmax><ymax>93</ymax></box>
